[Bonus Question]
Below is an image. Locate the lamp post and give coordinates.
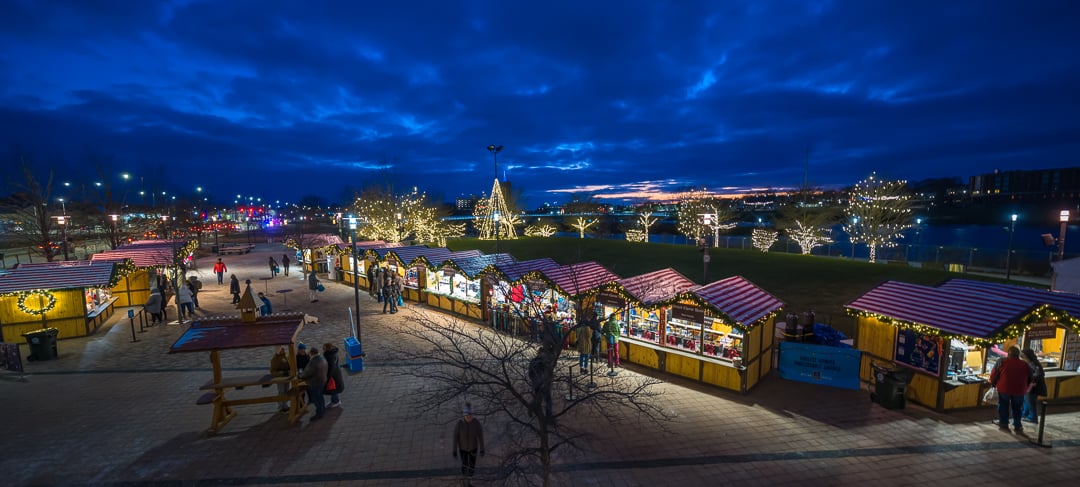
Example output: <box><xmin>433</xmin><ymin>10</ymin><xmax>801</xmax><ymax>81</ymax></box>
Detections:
<box><xmin>109</xmin><ymin>214</ymin><xmax>120</xmax><ymax>249</ymax></box>
<box><xmin>1005</xmin><ymin>214</ymin><xmax>1018</xmax><ymax>280</ymax></box>
<box><xmin>349</xmin><ymin>217</ymin><xmax>363</xmax><ymax>345</ymax></box>
<box><xmin>54</xmin><ymin>215</ymin><xmax>69</xmax><ymax>261</ymax></box>
<box><xmin>850</xmin><ymin>217</ymin><xmax>859</xmax><ymax>259</ymax></box>
<box><xmin>487</xmin><ymin>144</ymin><xmax>503</xmax><ymax>254</ymax></box>
<box><xmin>910</xmin><ymin>217</ymin><xmax>922</xmax><ymax>263</ymax></box>
<box><xmin>1059</xmin><ymin>210</ymin><xmax>1071</xmax><ymax>261</ymax></box>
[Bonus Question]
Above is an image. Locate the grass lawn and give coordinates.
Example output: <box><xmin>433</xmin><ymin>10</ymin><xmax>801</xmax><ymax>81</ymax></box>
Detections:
<box><xmin>446</xmin><ymin>237</ymin><xmax>1036</xmax><ymax>336</ymax></box>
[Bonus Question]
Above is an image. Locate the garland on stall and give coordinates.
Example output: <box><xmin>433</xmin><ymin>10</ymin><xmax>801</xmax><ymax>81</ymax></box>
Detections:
<box><xmin>107</xmin><ymin>258</ymin><xmax>138</xmax><ymax>288</ymax></box>
<box><xmin>845</xmin><ymin>305</ymin><xmax>1080</xmax><ymax>348</ymax></box>
<box><xmin>15</xmin><ymin>290</ymin><xmax>57</xmax><ymax>315</ymax></box>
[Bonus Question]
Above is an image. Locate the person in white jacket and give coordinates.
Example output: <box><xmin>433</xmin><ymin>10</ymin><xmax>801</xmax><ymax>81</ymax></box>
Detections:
<box><xmin>176</xmin><ymin>282</ymin><xmax>194</xmax><ymax>319</ymax></box>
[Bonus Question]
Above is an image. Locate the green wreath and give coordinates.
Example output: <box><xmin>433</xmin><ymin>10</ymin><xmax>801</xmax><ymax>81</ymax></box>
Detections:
<box><xmin>18</xmin><ymin>290</ymin><xmax>57</xmax><ymax>315</ymax></box>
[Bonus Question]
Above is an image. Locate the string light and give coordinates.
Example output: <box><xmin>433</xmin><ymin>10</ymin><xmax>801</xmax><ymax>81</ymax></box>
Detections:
<box><xmin>12</xmin><ymin>290</ymin><xmax>57</xmax><ymax>315</ymax></box>
<box><xmin>525</xmin><ymin>224</ymin><xmax>558</xmax><ymax>237</ymax></box>
<box><xmin>787</xmin><ymin>220</ymin><xmax>833</xmax><ymax>255</ymax></box>
<box><xmin>843</xmin><ymin>173</ymin><xmax>913</xmax><ymax>263</ymax></box>
<box><xmin>845</xmin><ymin>304</ymin><xmax>1080</xmax><ymax>348</ymax></box>
<box><xmin>751</xmin><ymin>228</ymin><xmax>778</xmax><ymax>253</ymax></box>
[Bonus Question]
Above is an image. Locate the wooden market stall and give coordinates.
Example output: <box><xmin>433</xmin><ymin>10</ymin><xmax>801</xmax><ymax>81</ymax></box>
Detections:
<box><xmin>484</xmin><ymin>258</ymin><xmax>564</xmax><ymax>336</ymax></box>
<box><xmin>340</xmin><ymin>240</ymin><xmax>390</xmax><ymax>287</ymax></box>
<box><xmin>597</xmin><ymin>273</ymin><xmax>783</xmax><ymax>394</ymax></box>
<box><xmin>286</xmin><ymin>234</ymin><xmax>346</xmax><ymax>277</ymax></box>
<box><xmin>92</xmin><ymin>239</ymin><xmax>198</xmax><ymax>306</ymax></box>
<box><xmin>385</xmin><ymin>246</ymin><xmax>481</xmax><ymax>303</ymax></box>
<box><xmin>846</xmin><ymin>279</ymin><xmax>1080</xmax><ymax>411</ymax></box>
<box><xmin>428</xmin><ymin>253</ymin><xmax>517</xmax><ymax>321</ymax></box>
<box><xmin>168</xmin><ymin>307</ymin><xmax>309</xmax><ymax>435</ymax></box>
<box><xmin>0</xmin><ymin>260</ymin><xmax>127</xmax><ymax>341</ymax></box>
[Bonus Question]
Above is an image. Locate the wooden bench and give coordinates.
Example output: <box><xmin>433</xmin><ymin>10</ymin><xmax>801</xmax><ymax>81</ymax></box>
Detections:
<box><xmin>200</xmin><ymin>373</ymin><xmax>287</xmax><ymax>390</ymax></box>
<box><xmin>218</xmin><ymin>244</ymin><xmax>256</xmax><ymax>255</ymax></box>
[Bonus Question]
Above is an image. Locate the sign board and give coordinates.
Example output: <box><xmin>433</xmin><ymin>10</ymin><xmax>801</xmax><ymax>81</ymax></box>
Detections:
<box><xmin>0</xmin><ymin>342</ymin><xmax>24</xmax><ymax>373</ymax></box>
<box><xmin>671</xmin><ymin>303</ymin><xmax>704</xmax><ymax>323</ymax></box>
<box><xmin>894</xmin><ymin>328</ymin><xmax>942</xmax><ymax>376</ymax></box>
<box><xmin>596</xmin><ymin>292</ymin><xmax>626</xmax><ymax>309</ymax></box>
<box><xmin>778</xmin><ymin>341</ymin><xmax>861</xmax><ymax>390</ymax></box>
<box><xmin>1025</xmin><ymin>322</ymin><xmax>1058</xmax><ymax>340</ymax></box>
<box><xmin>441</xmin><ymin>267</ymin><xmax>456</xmax><ymax>278</ymax></box>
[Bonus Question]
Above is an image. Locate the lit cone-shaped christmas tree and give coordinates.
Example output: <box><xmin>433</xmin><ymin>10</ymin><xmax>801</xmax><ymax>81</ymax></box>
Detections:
<box><xmin>477</xmin><ymin>178</ymin><xmax>517</xmax><ymax>240</ymax></box>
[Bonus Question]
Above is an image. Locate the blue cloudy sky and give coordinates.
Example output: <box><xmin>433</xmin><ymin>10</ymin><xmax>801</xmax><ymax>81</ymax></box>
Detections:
<box><xmin>2</xmin><ymin>0</ymin><xmax>1078</xmax><ymax>208</ymax></box>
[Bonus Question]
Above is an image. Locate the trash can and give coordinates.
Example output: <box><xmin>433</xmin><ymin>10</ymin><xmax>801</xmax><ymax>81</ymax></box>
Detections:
<box><xmin>22</xmin><ymin>327</ymin><xmax>59</xmax><ymax>361</ymax></box>
<box><xmin>876</xmin><ymin>370</ymin><xmax>914</xmax><ymax>409</ymax></box>
<box><xmin>344</xmin><ymin>336</ymin><xmax>364</xmax><ymax>372</ymax></box>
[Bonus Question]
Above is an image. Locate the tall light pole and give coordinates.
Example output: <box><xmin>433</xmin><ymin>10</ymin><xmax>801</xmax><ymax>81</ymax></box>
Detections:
<box><xmin>54</xmin><ymin>215</ymin><xmax>69</xmax><ymax>261</ymax></box>
<box><xmin>349</xmin><ymin>217</ymin><xmax>363</xmax><ymax>346</ymax></box>
<box><xmin>911</xmin><ymin>217</ymin><xmax>922</xmax><ymax>262</ymax></box>
<box><xmin>110</xmin><ymin>214</ymin><xmax>120</xmax><ymax>249</ymax></box>
<box><xmin>850</xmin><ymin>217</ymin><xmax>859</xmax><ymax>259</ymax></box>
<box><xmin>487</xmin><ymin>144</ymin><xmax>503</xmax><ymax>255</ymax></box>
<box><xmin>1006</xmin><ymin>214</ymin><xmax>1018</xmax><ymax>280</ymax></box>
<box><xmin>1059</xmin><ymin>210</ymin><xmax>1071</xmax><ymax>261</ymax></box>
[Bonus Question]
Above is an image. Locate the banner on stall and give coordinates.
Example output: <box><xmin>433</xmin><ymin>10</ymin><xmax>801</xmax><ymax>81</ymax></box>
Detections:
<box><xmin>778</xmin><ymin>341</ymin><xmax>861</xmax><ymax>390</ymax></box>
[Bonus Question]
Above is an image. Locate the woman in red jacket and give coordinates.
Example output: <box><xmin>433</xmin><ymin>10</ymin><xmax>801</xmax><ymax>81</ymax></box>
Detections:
<box><xmin>990</xmin><ymin>346</ymin><xmax>1032</xmax><ymax>433</ymax></box>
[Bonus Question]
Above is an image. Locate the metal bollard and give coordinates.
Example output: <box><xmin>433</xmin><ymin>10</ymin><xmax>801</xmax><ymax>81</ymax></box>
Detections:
<box><xmin>1035</xmin><ymin>400</ymin><xmax>1050</xmax><ymax>448</ymax></box>
<box><xmin>565</xmin><ymin>365</ymin><xmax>576</xmax><ymax>401</ymax></box>
<box><xmin>128</xmin><ymin>309</ymin><xmax>139</xmax><ymax>343</ymax></box>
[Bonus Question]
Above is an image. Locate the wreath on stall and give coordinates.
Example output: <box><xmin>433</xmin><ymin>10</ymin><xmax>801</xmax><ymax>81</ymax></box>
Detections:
<box><xmin>17</xmin><ymin>290</ymin><xmax>57</xmax><ymax>315</ymax></box>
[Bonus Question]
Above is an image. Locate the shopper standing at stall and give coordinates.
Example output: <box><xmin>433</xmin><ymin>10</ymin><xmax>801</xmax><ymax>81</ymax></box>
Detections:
<box><xmin>229</xmin><ymin>274</ymin><xmax>241</xmax><ymax>304</ymax></box>
<box><xmin>1021</xmin><ymin>348</ymin><xmax>1047</xmax><ymax>424</ymax></box>
<box><xmin>299</xmin><ymin>346</ymin><xmax>328</xmax><ymax>420</ymax></box>
<box><xmin>144</xmin><ymin>288</ymin><xmax>164</xmax><ymax>324</ymax></box>
<box><xmin>323</xmin><ymin>342</ymin><xmax>344</xmax><ymax>408</ymax></box>
<box><xmin>213</xmin><ymin>258</ymin><xmax>228</xmax><ymax>285</ymax></box>
<box><xmin>269</xmin><ymin>346</ymin><xmax>291</xmax><ymax>413</ymax></box>
<box><xmin>176</xmin><ymin>281</ymin><xmax>194</xmax><ymax>319</ymax></box>
<box><xmin>577</xmin><ymin>323</ymin><xmax>592</xmax><ymax>374</ymax></box>
<box><xmin>990</xmin><ymin>346</ymin><xmax>1032</xmax><ymax>433</ymax></box>
<box><xmin>603</xmin><ymin>313</ymin><xmax>621</xmax><ymax>368</ymax></box>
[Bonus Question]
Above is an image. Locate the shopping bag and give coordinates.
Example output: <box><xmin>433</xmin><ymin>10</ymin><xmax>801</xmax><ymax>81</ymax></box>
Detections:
<box><xmin>316</xmin><ymin>284</ymin><xmax>325</xmax><ymax>292</ymax></box>
<box><xmin>324</xmin><ymin>377</ymin><xmax>337</xmax><ymax>394</ymax></box>
<box><xmin>397</xmin><ymin>295</ymin><xmax>404</xmax><ymax>306</ymax></box>
<box><xmin>983</xmin><ymin>386</ymin><xmax>998</xmax><ymax>403</ymax></box>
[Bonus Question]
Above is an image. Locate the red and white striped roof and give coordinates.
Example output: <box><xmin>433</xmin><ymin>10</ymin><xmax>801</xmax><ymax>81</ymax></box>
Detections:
<box><xmin>92</xmin><ymin>245</ymin><xmax>176</xmax><ymax>267</ymax></box>
<box><xmin>613</xmin><ymin>267</ymin><xmax>698</xmax><ymax>306</ymax></box>
<box><xmin>0</xmin><ymin>260</ymin><xmax>116</xmax><ymax>293</ymax></box>
<box><xmin>439</xmin><ymin>253</ymin><xmax>517</xmax><ymax>278</ymax></box>
<box><xmin>845</xmin><ymin>280</ymin><xmax>1035</xmax><ymax>338</ymax></box>
<box><xmin>689</xmin><ymin>276</ymin><xmax>784</xmax><ymax>327</ymax></box>
<box><xmin>938</xmin><ymin>279</ymin><xmax>1080</xmax><ymax>317</ymax></box>
<box><xmin>541</xmin><ymin>261</ymin><xmax>620</xmax><ymax>297</ymax></box>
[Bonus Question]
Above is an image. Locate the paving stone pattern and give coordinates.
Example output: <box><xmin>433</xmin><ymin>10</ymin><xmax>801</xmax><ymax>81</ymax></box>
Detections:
<box><xmin>2</xmin><ymin>243</ymin><xmax>1079</xmax><ymax>486</ymax></box>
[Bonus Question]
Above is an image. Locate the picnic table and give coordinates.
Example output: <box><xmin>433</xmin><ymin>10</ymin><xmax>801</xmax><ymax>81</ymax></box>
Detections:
<box><xmin>218</xmin><ymin>244</ymin><xmax>256</xmax><ymax>255</ymax></box>
<box><xmin>169</xmin><ymin>313</ymin><xmax>308</xmax><ymax>435</ymax></box>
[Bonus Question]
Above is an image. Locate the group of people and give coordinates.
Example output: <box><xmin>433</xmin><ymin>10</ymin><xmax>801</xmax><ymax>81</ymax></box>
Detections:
<box><xmin>271</xmin><ymin>342</ymin><xmax>344</xmax><ymax>421</ymax></box>
<box><xmin>268</xmin><ymin>254</ymin><xmax>291</xmax><ymax>277</ymax></box>
<box><xmin>572</xmin><ymin>312</ymin><xmax>622</xmax><ymax>375</ymax></box>
<box><xmin>367</xmin><ymin>266</ymin><xmax>404</xmax><ymax>313</ymax></box>
<box><xmin>142</xmin><ymin>273</ymin><xmax>202</xmax><ymax>323</ymax></box>
<box><xmin>989</xmin><ymin>345</ymin><xmax>1048</xmax><ymax>433</ymax></box>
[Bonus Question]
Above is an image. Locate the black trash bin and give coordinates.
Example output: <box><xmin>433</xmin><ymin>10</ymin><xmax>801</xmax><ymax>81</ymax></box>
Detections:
<box><xmin>876</xmin><ymin>369</ymin><xmax>914</xmax><ymax>409</ymax></box>
<box><xmin>22</xmin><ymin>327</ymin><xmax>59</xmax><ymax>361</ymax></box>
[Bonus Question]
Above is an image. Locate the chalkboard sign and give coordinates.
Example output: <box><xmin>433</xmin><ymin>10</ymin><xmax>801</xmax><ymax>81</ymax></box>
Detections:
<box><xmin>894</xmin><ymin>328</ymin><xmax>942</xmax><ymax>376</ymax></box>
<box><xmin>0</xmin><ymin>342</ymin><xmax>24</xmax><ymax>373</ymax></box>
<box><xmin>1064</xmin><ymin>329</ymin><xmax>1080</xmax><ymax>372</ymax></box>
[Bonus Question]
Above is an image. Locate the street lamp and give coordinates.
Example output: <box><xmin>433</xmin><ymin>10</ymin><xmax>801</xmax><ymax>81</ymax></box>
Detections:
<box><xmin>1059</xmin><ymin>210</ymin><xmax>1071</xmax><ymax>261</ymax></box>
<box><xmin>1005</xmin><ymin>214</ymin><xmax>1018</xmax><ymax>280</ymax></box>
<box><xmin>487</xmin><ymin>144</ymin><xmax>503</xmax><ymax>254</ymax></box>
<box><xmin>54</xmin><ymin>215</ymin><xmax>69</xmax><ymax>261</ymax></box>
<box><xmin>348</xmin><ymin>217</ymin><xmax>363</xmax><ymax>349</ymax></box>
<box><xmin>910</xmin><ymin>217</ymin><xmax>923</xmax><ymax>263</ymax></box>
<box><xmin>850</xmin><ymin>217</ymin><xmax>859</xmax><ymax>259</ymax></box>
<box><xmin>57</xmin><ymin>197</ymin><xmax>66</xmax><ymax>215</ymax></box>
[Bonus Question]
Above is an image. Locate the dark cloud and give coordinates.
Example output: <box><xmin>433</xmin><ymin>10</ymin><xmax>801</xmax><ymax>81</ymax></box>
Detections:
<box><xmin>2</xmin><ymin>0</ymin><xmax>1078</xmax><ymax>207</ymax></box>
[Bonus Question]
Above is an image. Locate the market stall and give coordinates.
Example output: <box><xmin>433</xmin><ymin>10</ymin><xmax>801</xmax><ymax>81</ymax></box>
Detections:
<box><xmin>428</xmin><ymin>253</ymin><xmax>517</xmax><ymax>321</ymax></box>
<box><xmin>0</xmin><ymin>260</ymin><xmax>127</xmax><ymax>341</ymax></box>
<box><xmin>600</xmin><ymin>274</ymin><xmax>782</xmax><ymax>393</ymax></box>
<box><xmin>846</xmin><ymin>278</ymin><xmax>1080</xmax><ymax>411</ymax></box>
<box><xmin>285</xmin><ymin>234</ymin><xmax>345</xmax><ymax>277</ymax></box>
<box><xmin>483</xmin><ymin>258</ymin><xmax>563</xmax><ymax>337</ymax></box>
<box><xmin>92</xmin><ymin>239</ymin><xmax>197</xmax><ymax>306</ymax></box>
<box><xmin>385</xmin><ymin>247</ymin><xmax>481</xmax><ymax>303</ymax></box>
<box><xmin>340</xmin><ymin>240</ymin><xmax>389</xmax><ymax>287</ymax></box>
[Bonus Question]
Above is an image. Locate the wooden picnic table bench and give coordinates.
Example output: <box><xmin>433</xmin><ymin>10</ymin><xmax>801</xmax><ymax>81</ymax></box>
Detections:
<box><xmin>218</xmin><ymin>244</ymin><xmax>256</xmax><ymax>255</ymax></box>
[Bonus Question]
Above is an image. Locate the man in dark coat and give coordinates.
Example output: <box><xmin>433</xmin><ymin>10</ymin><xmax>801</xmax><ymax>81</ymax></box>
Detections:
<box><xmin>323</xmin><ymin>343</ymin><xmax>345</xmax><ymax>408</ymax></box>
<box><xmin>299</xmin><ymin>346</ymin><xmax>328</xmax><ymax>420</ymax></box>
<box><xmin>281</xmin><ymin>254</ymin><xmax>291</xmax><ymax>276</ymax></box>
<box><xmin>229</xmin><ymin>274</ymin><xmax>241</xmax><ymax>304</ymax></box>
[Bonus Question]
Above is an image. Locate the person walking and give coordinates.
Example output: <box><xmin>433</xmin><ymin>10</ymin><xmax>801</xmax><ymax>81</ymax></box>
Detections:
<box><xmin>308</xmin><ymin>270</ymin><xmax>320</xmax><ymax>302</ymax></box>
<box><xmin>603</xmin><ymin>313</ymin><xmax>622</xmax><ymax>369</ymax></box>
<box><xmin>299</xmin><ymin>346</ymin><xmax>328</xmax><ymax>420</ymax></box>
<box><xmin>258</xmin><ymin>292</ymin><xmax>272</xmax><ymax>316</ymax></box>
<box><xmin>576</xmin><ymin>323</ymin><xmax>592</xmax><ymax>374</ymax></box>
<box><xmin>143</xmin><ymin>289</ymin><xmax>164</xmax><ymax>324</ymax></box>
<box><xmin>213</xmin><ymin>258</ymin><xmax>228</xmax><ymax>285</ymax></box>
<box><xmin>269</xmin><ymin>257</ymin><xmax>279</xmax><ymax>278</ymax></box>
<box><xmin>229</xmin><ymin>274</ymin><xmax>241</xmax><ymax>304</ymax></box>
<box><xmin>452</xmin><ymin>403</ymin><xmax>485</xmax><ymax>485</ymax></box>
<box><xmin>187</xmin><ymin>276</ymin><xmax>202</xmax><ymax>309</ymax></box>
<box><xmin>323</xmin><ymin>343</ymin><xmax>344</xmax><ymax>408</ymax></box>
<box><xmin>176</xmin><ymin>281</ymin><xmax>194</xmax><ymax>319</ymax></box>
<box><xmin>281</xmin><ymin>254</ymin><xmax>290</xmax><ymax>276</ymax></box>
<box><xmin>1021</xmin><ymin>348</ymin><xmax>1047</xmax><ymax>424</ymax></box>
<box><xmin>270</xmin><ymin>346</ymin><xmax>291</xmax><ymax>413</ymax></box>
<box><xmin>990</xmin><ymin>345</ymin><xmax>1032</xmax><ymax>433</ymax></box>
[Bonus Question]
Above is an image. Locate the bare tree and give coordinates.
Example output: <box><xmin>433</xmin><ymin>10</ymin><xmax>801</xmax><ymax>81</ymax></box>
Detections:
<box><xmin>5</xmin><ymin>157</ymin><xmax>60</xmax><ymax>261</ymax></box>
<box><xmin>388</xmin><ymin>270</ymin><xmax>671</xmax><ymax>486</ymax></box>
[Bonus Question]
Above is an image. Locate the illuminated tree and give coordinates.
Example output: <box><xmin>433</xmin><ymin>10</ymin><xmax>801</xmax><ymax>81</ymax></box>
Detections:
<box><xmin>524</xmin><ymin>223</ymin><xmax>557</xmax><ymax>237</ymax></box>
<box><xmin>476</xmin><ymin>179</ymin><xmax>517</xmax><ymax>241</ymax></box>
<box><xmin>751</xmin><ymin>228</ymin><xmax>778</xmax><ymax>252</ymax></box>
<box><xmin>676</xmin><ymin>198</ymin><xmax>735</xmax><ymax>243</ymax></box>
<box><xmin>775</xmin><ymin>188</ymin><xmax>839</xmax><ymax>255</ymax></box>
<box><xmin>570</xmin><ymin>217</ymin><xmax>597</xmax><ymax>238</ymax></box>
<box><xmin>844</xmin><ymin>174</ymin><xmax>914</xmax><ymax>263</ymax></box>
<box><xmin>637</xmin><ymin>210</ymin><xmax>658</xmax><ymax>243</ymax></box>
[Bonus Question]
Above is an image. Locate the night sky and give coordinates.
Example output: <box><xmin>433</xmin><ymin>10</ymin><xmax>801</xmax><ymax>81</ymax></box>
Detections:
<box><xmin>2</xmin><ymin>1</ymin><xmax>1078</xmax><ymax>208</ymax></box>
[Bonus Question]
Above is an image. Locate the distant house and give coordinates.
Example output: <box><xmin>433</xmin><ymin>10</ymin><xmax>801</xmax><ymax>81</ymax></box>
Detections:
<box><xmin>1052</xmin><ymin>257</ymin><xmax>1080</xmax><ymax>294</ymax></box>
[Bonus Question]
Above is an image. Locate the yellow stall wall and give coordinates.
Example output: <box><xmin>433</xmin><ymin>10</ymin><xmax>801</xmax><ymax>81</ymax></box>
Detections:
<box><xmin>666</xmin><ymin>353</ymin><xmax>701</xmax><ymax>381</ymax></box>
<box><xmin>906</xmin><ymin>372</ymin><xmax>940</xmax><ymax>409</ymax></box>
<box><xmin>943</xmin><ymin>382</ymin><xmax>982</xmax><ymax>409</ymax></box>
<box><xmin>1054</xmin><ymin>375</ymin><xmax>1080</xmax><ymax>399</ymax></box>
<box><xmin>701</xmin><ymin>360</ymin><xmax>741</xmax><ymax>391</ymax></box>
<box><xmin>111</xmin><ymin>269</ymin><xmax>150</xmax><ymax>307</ymax></box>
<box><xmin>627</xmin><ymin>342</ymin><xmax>660</xmax><ymax>369</ymax></box>
<box><xmin>0</xmin><ymin>288</ymin><xmax>90</xmax><ymax>341</ymax></box>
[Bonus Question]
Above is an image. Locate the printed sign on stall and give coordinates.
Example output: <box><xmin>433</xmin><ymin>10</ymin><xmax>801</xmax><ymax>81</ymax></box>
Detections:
<box><xmin>894</xmin><ymin>328</ymin><xmax>942</xmax><ymax>376</ymax></box>
<box><xmin>778</xmin><ymin>341</ymin><xmax>861</xmax><ymax>390</ymax></box>
<box><xmin>671</xmin><ymin>303</ymin><xmax>704</xmax><ymax>323</ymax></box>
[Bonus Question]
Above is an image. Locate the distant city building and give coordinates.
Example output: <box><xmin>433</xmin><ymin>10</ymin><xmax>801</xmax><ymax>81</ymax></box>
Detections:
<box><xmin>969</xmin><ymin>167</ymin><xmax>1080</xmax><ymax>200</ymax></box>
<box><xmin>455</xmin><ymin>195</ymin><xmax>479</xmax><ymax>212</ymax></box>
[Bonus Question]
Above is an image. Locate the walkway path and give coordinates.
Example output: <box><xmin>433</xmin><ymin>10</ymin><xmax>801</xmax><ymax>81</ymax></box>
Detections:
<box><xmin>2</xmin><ymin>243</ymin><xmax>1078</xmax><ymax>486</ymax></box>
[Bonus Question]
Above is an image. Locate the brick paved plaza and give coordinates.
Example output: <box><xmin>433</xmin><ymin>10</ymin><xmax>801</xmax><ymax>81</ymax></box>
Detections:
<box><xmin>2</xmin><ymin>243</ymin><xmax>1079</xmax><ymax>486</ymax></box>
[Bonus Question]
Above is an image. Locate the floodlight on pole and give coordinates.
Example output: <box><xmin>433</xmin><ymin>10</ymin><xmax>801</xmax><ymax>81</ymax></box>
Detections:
<box><xmin>1006</xmin><ymin>214</ymin><xmax>1018</xmax><ymax>280</ymax></box>
<box><xmin>1059</xmin><ymin>210</ymin><xmax>1071</xmax><ymax>261</ymax></box>
<box><xmin>349</xmin><ymin>216</ymin><xmax>362</xmax><ymax>349</ymax></box>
